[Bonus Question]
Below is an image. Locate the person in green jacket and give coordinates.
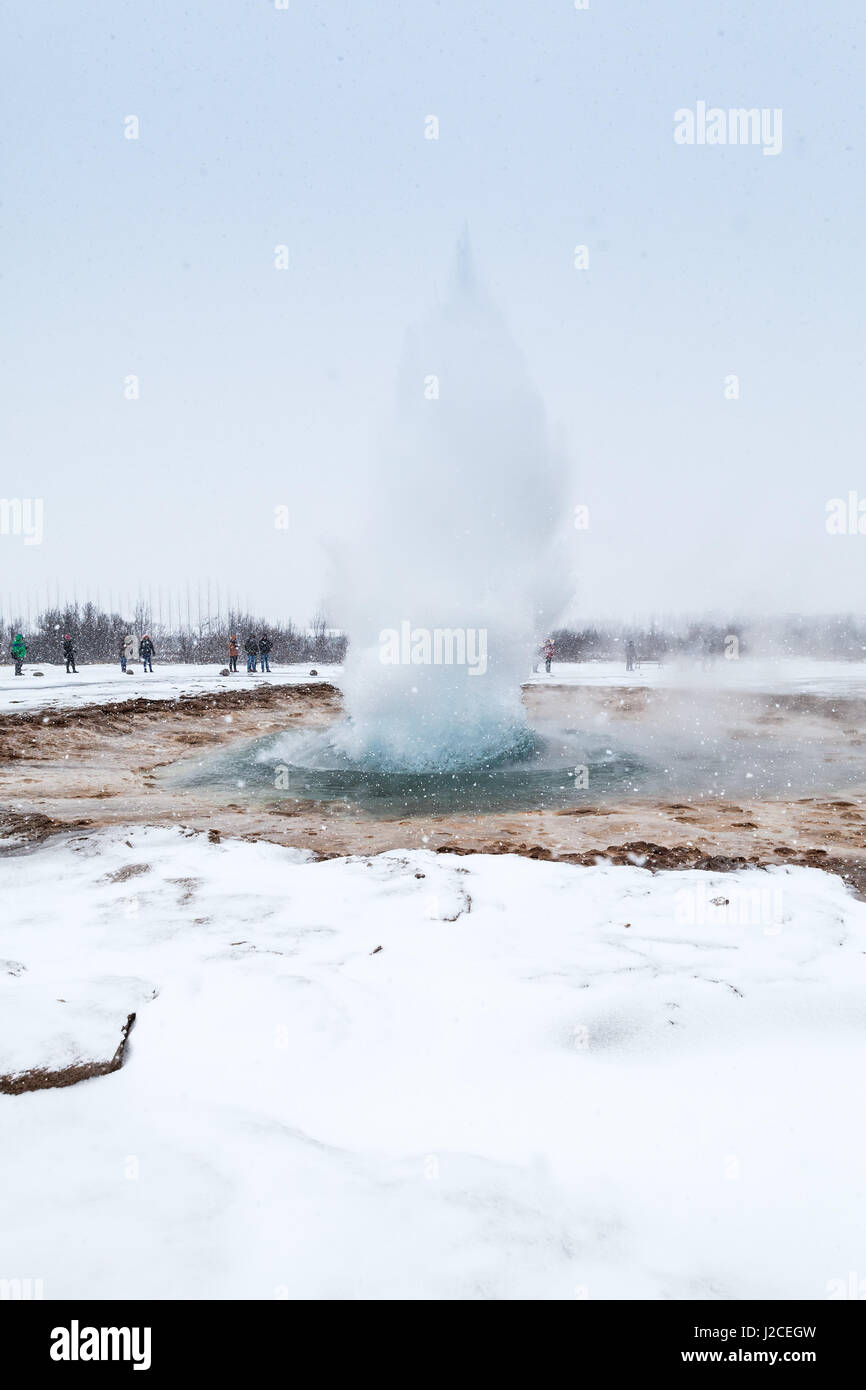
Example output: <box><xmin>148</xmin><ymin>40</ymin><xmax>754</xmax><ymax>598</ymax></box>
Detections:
<box><xmin>11</xmin><ymin>633</ymin><xmax>26</xmax><ymax>676</ymax></box>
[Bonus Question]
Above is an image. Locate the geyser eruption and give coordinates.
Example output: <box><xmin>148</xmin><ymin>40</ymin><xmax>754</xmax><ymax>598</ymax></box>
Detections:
<box><xmin>322</xmin><ymin>236</ymin><xmax>566</xmax><ymax>772</ymax></box>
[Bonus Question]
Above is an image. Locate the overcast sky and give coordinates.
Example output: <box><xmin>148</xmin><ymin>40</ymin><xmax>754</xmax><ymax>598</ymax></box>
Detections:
<box><xmin>2</xmin><ymin>0</ymin><xmax>865</xmax><ymax>625</ymax></box>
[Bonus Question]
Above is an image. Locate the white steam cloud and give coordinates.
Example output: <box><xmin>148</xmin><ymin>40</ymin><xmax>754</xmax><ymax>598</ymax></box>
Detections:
<box><xmin>328</xmin><ymin>233</ymin><xmax>569</xmax><ymax>771</ymax></box>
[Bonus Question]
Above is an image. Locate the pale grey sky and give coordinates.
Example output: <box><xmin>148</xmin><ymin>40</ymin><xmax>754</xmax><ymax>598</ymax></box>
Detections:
<box><xmin>2</xmin><ymin>0</ymin><xmax>865</xmax><ymax>624</ymax></box>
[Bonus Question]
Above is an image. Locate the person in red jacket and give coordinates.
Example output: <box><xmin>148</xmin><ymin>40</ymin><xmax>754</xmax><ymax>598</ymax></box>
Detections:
<box><xmin>228</xmin><ymin>634</ymin><xmax>239</xmax><ymax>673</ymax></box>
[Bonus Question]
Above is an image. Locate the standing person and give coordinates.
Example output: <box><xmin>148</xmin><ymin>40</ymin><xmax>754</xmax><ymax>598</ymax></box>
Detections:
<box><xmin>62</xmin><ymin>633</ymin><xmax>78</xmax><ymax>674</ymax></box>
<box><xmin>139</xmin><ymin>634</ymin><xmax>155</xmax><ymax>673</ymax></box>
<box><xmin>244</xmin><ymin>634</ymin><xmax>258</xmax><ymax>673</ymax></box>
<box><xmin>258</xmin><ymin>632</ymin><xmax>272</xmax><ymax>673</ymax></box>
<box><xmin>119</xmin><ymin>635</ymin><xmax>127</xmax><ymax>672</ymax></box>
<box><xmin>11</xmin><ymin>632</ymin><xmax>26</xmax><ymax>676</ymax></box>
<box><xmin>123</xmin><ymin>634</ymin><xmax>136</xmax><ymax>671</ymax></box>
<box><xmin>625</xmin><ymin>639</ymin><xmax>636</xmax><ymax>672</ymax></box>
<box><xmin>228</xmin><ymin>634</ymin><xmax>239</xmax><ymax>673</ymax></box>
<box><xmin>542</xmin><ymin>637</ymin><xmax>554</xmax><ymax>675</ymax></box>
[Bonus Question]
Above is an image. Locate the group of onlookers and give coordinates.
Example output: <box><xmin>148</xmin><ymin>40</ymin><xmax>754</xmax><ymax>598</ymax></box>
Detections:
<box><xmin>228</xmin><ymin>633</ymin><xmax>272</xmax><ymax>673</ymax></box>
<box><xmin>6</xmin><ymin>631</ymin><xmax>86</xmax><ymax>676</ymax></box>
<box><xmin>5</xmin><ymin>630</ymin><xmax>273</xmax><ymax>677</ymax></box>
<box><xmin>118</xmin><ymin>634</ymin><xmax>155</xmax><ymax>672</ymax></box>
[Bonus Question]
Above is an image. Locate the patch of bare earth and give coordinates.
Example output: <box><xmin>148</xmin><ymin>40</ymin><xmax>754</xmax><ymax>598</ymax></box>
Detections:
<box><xmin>0</xmin><ymin>808</ymin><xmax>94</xmax><ymax>849</ymax></box>
<box><xmin>0</xmin><ymin>682</ymin><xmax>340</xmax><ymax>831</ymax></box>
<box><xmin>0</xmin><ymin>1013</ymin><xmax>136</xmax><ymax>1095</ymax></box>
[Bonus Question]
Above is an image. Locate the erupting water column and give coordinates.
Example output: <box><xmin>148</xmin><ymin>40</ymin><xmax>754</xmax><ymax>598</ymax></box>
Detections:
<box><xmin>330</xmin><ymin>235</ymin><xmax>568</xmax><ymax>773</ymax></box>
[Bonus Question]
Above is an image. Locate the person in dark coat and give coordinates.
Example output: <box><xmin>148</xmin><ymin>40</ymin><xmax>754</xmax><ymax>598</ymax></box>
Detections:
<box><xmin>228</xmin><ymin>634</ymin><xmax>239</xmax><ymax>673</ymax></box>
<box><xmin>244</xmin><ymin>635</ymin><xmax>258</xmax><ymax>673</ymax></box>
<box><xmin>119</xmin><ymin>635</ymin><xmax>127</xmax><ymax>672</ymax></box>
<box><xmin>63</xmin><ymin>634</ymin><xmax>77</xmax><ymax>673</ymax></box>
<box><xmin>259</xmin><ymin>633</ymin><xmax>272</xmax><ymax>673</ymax></box>
<box><xmin>139</xmin><ymin>634</ymin><xmax>155</xmax><ymax>673</ymax></box>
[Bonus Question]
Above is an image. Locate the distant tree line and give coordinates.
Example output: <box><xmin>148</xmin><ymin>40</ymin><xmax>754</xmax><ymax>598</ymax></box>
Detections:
<box><xmin>5</xmin><ymin>604</ymin><xmax>866</xmax><ymax>667</ymax></box>
<box><xmin>1</xmin><ymin>602</ymin><xmax>347</xmax><ymax>666</ymax></box>
<box><xmin>549</xmin><ymin>614</ymin><xmax>866</xmax><ymax>662</ymax></box>
<box><xmin>548</xmin><ymin>623</ymin><xmax>732</xmax><ymax>662</ymax></box>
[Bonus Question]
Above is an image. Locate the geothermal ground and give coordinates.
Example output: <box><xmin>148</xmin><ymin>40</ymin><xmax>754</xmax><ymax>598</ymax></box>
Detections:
<box><xmin>2</xmin><ymin>662</ymin><xmax>866</xmax><ymax>882</ymax></box>
<box><xmin>2</xmin><ymin>661</ymin><xmax>865</xmax><ymax>1299</ymax></box>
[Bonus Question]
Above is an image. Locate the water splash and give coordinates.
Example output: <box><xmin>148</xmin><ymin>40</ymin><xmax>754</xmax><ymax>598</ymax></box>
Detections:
<box><xmin>321</xmin><ymin>237</ymin><xmax>567</xmax><ymax>772</ymax></box>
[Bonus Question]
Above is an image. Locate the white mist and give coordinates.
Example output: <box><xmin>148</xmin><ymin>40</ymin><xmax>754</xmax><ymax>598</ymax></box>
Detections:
<box><xmin>329</xmin><ymin>234</ymin><xmax>568</xmax><ymax>772</ymax></box>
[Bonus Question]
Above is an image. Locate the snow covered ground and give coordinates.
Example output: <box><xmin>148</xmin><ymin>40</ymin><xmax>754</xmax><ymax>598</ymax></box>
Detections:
<box><xmin>528</xmin><ymin>657</ymin><xmax>866</xmax><ymax>695</ymax></box>
<box><xmin>1</xmin><ymin>825</ymin><xmax>864</xmax><ymax>1300</ymax></box>
<box><xmin>0</xmin><ymin>662</ymin><xmax>343</xmax><ymax>713</ymax></box>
